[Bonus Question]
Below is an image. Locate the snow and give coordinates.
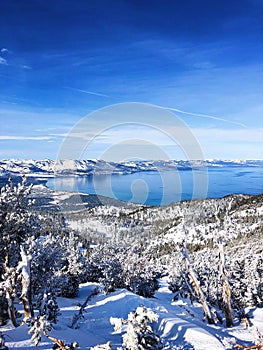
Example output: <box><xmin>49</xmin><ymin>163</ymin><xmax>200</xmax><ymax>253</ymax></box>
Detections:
<box><xmin>1</xmin><ymin>176</ymin><xmax>262</xmax><ymax>349</ymax></box>
<box><xmin>2</xmin><ymin>279</ymin><xmax>263</xmax><ymax>349</ymax></box>
<box><xmin>1</xmin><ymin>159</ymin><xmax>263</xmax><ymax>178</ymax></box>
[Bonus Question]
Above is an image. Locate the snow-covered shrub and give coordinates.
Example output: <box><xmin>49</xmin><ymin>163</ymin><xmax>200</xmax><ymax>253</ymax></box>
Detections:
<box><xmin>0</xmin><ymin>177</ymin><xmax>90</xmax><ymax>324</ymax></box>
<box><xmin>0</xmin><ymin>178</ymin><xmax>74</xmax><ymax>324</ymax></box>
<box><xmin>168</xmin><ymin>236</ymin><xmax>263</xmax><ymax>322</ymax></box>
<box><xmin>28</xmin><ymin>314</ymin><xmax>79</xmax><ymax>349</ymax></box>
<box><xmin>168</xmin><ymin>253</ymin><xmax>190</xmax><ymax>299</ymax></box>
<box><xmin>36</xmin><ymin>290</ymin><xmax>60</xmax><ymax>323</ymax></box>
<box><xmin>99</xmin><ymin>258</ymin><xmax>124</xmax><ymax>294</ymax></box>
<box><xmin>87</xmin><ymin>244</ymin><xmax>160</xmax><ymax>297</ymax></box>
<box><xmin>0</xmin><ymin>177</ymin><xmax>37</xmax><ymax>269</ymax></box>
<box><xmin>28</xmin><ymin>231</ymin><xmax>88</xmax><ymax>298</ymax></box>
<box><xmin>56</xmin><ymin>274</ymin><xmax>79</xmax><ymax>298</ymax></box>
<box><xmin>111</xmin><ymin>306</ymin><xmax>162</xmax><ymax>350</ymax></box>
<box><xmin>122</xmin><ymin>255</ymin><xmax>160</xmax><ymax>298</ymax></box>
<box><xmin>28</xmin><ymin>314</ymin><xmax>52</xmax><ymax>346</ymax></box>
<box><xmin>86</xmin><ymin>244</ymin><xmax>125</xmax><ymax>293</ymax></box>
<box><xmin>128</xmin><ymin>271</ymin><xmax>159</xmax><ymax>298</ymax></box>
<box><xmin>0</xmin><ymin>265</ymin><xmax>20</xmax><ymax>326</ymax></box>
<box><xmin>90</xmin><ymin>341</ymin><xmax>112</xmax><ymax>350</ymax></box>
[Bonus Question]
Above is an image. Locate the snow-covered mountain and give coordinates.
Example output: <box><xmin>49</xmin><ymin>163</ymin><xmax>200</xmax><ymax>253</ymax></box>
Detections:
<box><xmin>0</xmin><ymin>159</ymin><xmax>262</xmax><ymax>177</ymax></box>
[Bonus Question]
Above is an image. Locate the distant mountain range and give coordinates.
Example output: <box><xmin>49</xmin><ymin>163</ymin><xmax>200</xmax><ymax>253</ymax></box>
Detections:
<box><xmin>0</xmin><ymin>159</ymin><xmax>262</xmax><ymax>177</ymax></box>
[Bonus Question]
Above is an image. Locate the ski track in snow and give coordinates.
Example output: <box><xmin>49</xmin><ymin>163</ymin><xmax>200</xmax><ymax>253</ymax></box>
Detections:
<box><xmin>2</xmin><ymin>278</ymin><xmax>263</xmax><ymax>349</ymax></box>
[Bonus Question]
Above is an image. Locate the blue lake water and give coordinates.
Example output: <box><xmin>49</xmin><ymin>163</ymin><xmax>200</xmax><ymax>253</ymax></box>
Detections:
<box><xmin>46</xmin><ymin>166</ymin><xmax>263</xmax><ymax>206</ymax></box>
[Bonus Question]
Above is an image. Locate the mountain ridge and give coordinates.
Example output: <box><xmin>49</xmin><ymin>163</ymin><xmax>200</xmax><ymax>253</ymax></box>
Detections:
<box><xmin>0</xmin><ymin>159</ymin><xmax>262</xmax><ymax>177</ymax></box>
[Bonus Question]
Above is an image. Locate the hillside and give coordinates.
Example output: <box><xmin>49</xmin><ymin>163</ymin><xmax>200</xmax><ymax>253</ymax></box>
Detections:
<box><xmin>0</xmin><ymin>179</ymin><xmax>262</xmax><ymax>349</ymax></box>
<box><xmin>2</xmin><ymin>279</ymin><xmax>263</xmax><ymax>350</ymax></box>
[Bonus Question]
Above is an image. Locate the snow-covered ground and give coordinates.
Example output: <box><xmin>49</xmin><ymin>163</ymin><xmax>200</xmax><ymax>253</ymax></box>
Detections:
<box><xmin>2</xmin><ymin>279</ymin><xmax>263</xmax><ymax>349</ymax></box>
<box><xmin>1</xmin><ymin>159</ymin><xmax>263</xmax><ymax>177</ymax></box>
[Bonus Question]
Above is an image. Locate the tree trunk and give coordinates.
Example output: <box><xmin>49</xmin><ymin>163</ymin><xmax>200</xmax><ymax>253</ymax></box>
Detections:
<box><xmin>42</xmin><ymin>330</ymin><xmax>68</xmax><ymax>350</ymax></box>
<box><xmin>215</xmin><ymin>200</ymin><xmax>234</xmax><ymax>327</ymax></box>
<box><xmin>182</xmin><ymin>243</ymin><xmax>215</xmax><ymax>324</ymax></box>
<box><xmin>2</xmin><ymin>264</ymin><xmax>18</xmax><ymax>327</ymax></box>
<box><xmin>218</xmin><ymin>243</ymin><xmax>233</xmax><ymax>327</ymax></box>
<box><xmin>17</xmin><ymin>247</ymin><xmax>34</xmax><ymax>321</ymax></box>
<box><xmin>6</xmin><ymin>291</ymin><xmax>18</xmax><ymax>327</ymax></box>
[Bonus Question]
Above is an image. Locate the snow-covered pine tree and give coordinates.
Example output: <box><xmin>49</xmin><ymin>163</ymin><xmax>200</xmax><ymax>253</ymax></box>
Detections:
<box><xmin>110</xmin><ymin>306</ymin><xmax>162</xmax><ymax>349</ymax></box>
<box><xmin>0</xmin><ymin>177</ymin><xmax>37</xmax><ymax>326</ymax></box>
<box><xmin>36</xmin><ymin>290</ymin><xmax>60</xmax><ymax>324</ymax></box>
<box><xmin>28</xmin><ymin>229</ymin><xmax>87</xmax><ymax>298</ymax></box>
<box><xmin>0</xmin><ymin>176</ymin><xmax>33</xmax><ymax>268</ymax></box>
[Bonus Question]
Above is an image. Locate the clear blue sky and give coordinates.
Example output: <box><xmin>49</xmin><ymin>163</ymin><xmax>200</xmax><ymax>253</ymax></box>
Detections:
<box><xmin>0</xmin><ymin>0</ymin><xmax>262</xmax><ymax>160</ymax></box>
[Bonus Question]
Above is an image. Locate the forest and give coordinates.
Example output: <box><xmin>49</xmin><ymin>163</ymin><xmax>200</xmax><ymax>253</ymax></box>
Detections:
<box><xmin>0</xmin><ymin>177</ymin><xmax>263</xmax><ymax>349</ymax></box>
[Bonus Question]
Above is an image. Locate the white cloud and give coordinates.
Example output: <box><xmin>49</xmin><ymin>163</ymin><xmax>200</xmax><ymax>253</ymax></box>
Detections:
<box><xmin>21</xmin><ymin>65</ymin><xmax>32</xmax><ymax>70</ymax></box>
<box><xmin>0</xmin><ymin>135</ymin><xmax>53</xmax><ymax>141</ymax></box>
<box><xmin>65</xmin><ymin>87</ymin><xmax>109</xmax><ymax>97</ymax></box>
<box><xmin>1</xmin><ymin>48</ymin><xmax>9</xmax><ymax>53</ymax></box>
<box><xmin>52</xmin><ymin>125</ymin><xmax>179</xmax><ymax>146</ymax></box>
<box><xmin>166</xmin><ymin>106</ymin><xmax>247</xmax><ymax>128</ymax></box>
<box><xmin>0</xmin><ymin>56</ymin><xmax>8</xmax><ymax>65</ymax></box>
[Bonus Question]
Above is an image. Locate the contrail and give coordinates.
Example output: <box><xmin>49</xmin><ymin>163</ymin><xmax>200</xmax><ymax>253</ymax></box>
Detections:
<box><xmin>65</xmin><ymin>87</ymin><xmax>109</xmax><ymax>98</ymax></box>
<box><xmin>166</xmin><ymin>106</ymin><xmax>246</xmax><ymax>128</ymax></box>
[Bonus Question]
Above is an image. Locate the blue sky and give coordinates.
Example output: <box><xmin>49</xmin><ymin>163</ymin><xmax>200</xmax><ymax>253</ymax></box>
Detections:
<box><xmin>0</xmin><ymin>0</ymin><xmax>262</xmax><ymax>160</ymax></box>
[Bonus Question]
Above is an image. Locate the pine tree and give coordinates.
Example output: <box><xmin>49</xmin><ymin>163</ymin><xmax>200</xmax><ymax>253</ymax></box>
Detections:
<box><xmin>0</xmin><ymin>176</ymin><xmax>33</xmax><ymax>268</ymax></box>
<box><xmin>0</xmin><ymin>177</ymin><xmax>36</xmax><ymax>326</ymax></box>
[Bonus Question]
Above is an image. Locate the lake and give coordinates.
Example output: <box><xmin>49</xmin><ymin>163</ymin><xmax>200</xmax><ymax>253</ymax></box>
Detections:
<box><xmin>46</xmin><ymin>165</ymin><xmax>263</xmax><ymax>206</ymax></box>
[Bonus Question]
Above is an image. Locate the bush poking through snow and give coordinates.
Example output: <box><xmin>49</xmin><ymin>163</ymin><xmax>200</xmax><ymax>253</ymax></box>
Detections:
<box><xmin>28</xmin><ymin>315</ymin><xmax>52</xmax><ymax>346</ymax></box>
<box><xmin>110</xmin><ymin>306</ymin><xmax>162</xmax><ymax>349</ymax></box>
<box><xmin>27</xmin><ymin>293</ymin><xmax>78</xmax><ymax>349</ymax></box>
<box><xmin>52</xmin><ymin>341</ymin><xmax>79</xmax><ymax>350</ymax></box>
<box><xmin>28</xmin><ymin>314</ymin><xmax>79</xmax><ymax>349</ymax></box>
<box><xmin>90</xmin><ymin>341</ymin><xmax>112</xmax><ymax>350</ymax></box>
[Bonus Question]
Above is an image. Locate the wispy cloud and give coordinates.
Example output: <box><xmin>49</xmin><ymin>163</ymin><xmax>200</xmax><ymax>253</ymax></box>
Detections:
<box><xmin>0</xmin><ymin>135</ymin><xmax>53</xmax><ymax>141</ymax></box>
<box><xmin>0</xmin><ymin>57</ymin><xmax>8</xmax><ymax>65</ymax></box>
<box><xmin>65</xmin><ymin>87</ymin><xmax>109</xmax><ymax>97</ymax></box>
<box><xmin>165</xmin><ymin>106</ymin><xmax>247</xmax><ymax>128</ymax></box>
<box><xmin>21</xmin><ymin>64</ymin><xmax>32</xmax><ymax>70</ymax></box>
<box><xmin>1</xmin><ymin>48</ymin><xmax>9</xmax><ymax>53</ymax></box>
<box><xmin>52</xmin><ymin>125</ymin><xmax>186</xmax><ymax>146</ymax></box>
